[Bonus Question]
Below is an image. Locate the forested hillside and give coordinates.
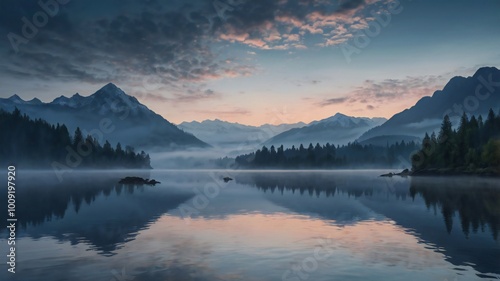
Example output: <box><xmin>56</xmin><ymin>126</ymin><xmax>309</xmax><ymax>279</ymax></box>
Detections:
<box><xmin>0</xmin><ymin>108</ymin><xmax>151</xmax><ymax>169</ymax></box>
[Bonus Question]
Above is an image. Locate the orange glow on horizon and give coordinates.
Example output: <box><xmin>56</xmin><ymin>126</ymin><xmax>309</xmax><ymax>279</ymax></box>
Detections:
<box><xmin>147</xmin><ymin>96</ymin><xmax>422</xmax><ymax>127</ymax></box>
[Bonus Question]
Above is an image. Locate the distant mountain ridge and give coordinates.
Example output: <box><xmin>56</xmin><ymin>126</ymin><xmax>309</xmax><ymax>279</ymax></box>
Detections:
<box><xmin>178</xmin><ymin>119</ymin><xmax>306</xmax><ymax>148</ymax></box>
<box><xmin>308</xmin><ymin>113</ymin><xmax>386</xmax><ymax>128</ymax></box>
<box><xmin>357</xmin><ymin>66</ymin><xmax>500</xmax><ymax>142</ymax></box>
<box><xmin>265</xmin><ymin>113</ymin><xmax>387</xmax><ymax>147</ymax></box>
<box><xmin>0</xmin><ymin>83</ymin><xmax>208</xmax><ymax>149</ymax></box>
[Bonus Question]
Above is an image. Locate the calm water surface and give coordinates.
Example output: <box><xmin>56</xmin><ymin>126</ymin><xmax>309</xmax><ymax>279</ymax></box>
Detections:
<box><xmin>1</xmin><ymin>170</ymin><xmax>499</xmax><ymax>281</ymax></box>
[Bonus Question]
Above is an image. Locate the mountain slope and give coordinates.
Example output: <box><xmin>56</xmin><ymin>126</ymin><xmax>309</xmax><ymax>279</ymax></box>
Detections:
<box><xmin>357</xmin><ymin>66</ymin><xmax>500</xmax><ymax>142</ymax></box>
<box><xmin>265</xmin><ymin>113</ymin><xmax>387</xmax><ymax>147</ymax></box>
<box><xmin>0</xmin><ymin>83</ymin><xmax>208</xmax><ymax>149</ymax></box>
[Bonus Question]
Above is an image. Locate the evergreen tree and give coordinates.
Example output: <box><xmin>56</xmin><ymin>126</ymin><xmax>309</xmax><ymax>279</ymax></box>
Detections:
<box><xmin>412</xmin><ymin>109</ymin><xmax>500</xmax><ymax>174</ymax></box>
<box><xmin>456</xmin><ymin>112</ymin><xmax>469</xmax><ymax>164</ymax></box>
<box><xmin>73</xmin><ymin>127</ymin><xmax>84</xmax><ymax>149</ymax></box>
<box><xmin>115</xmin><ymin>142</ymin><xmax>124</xmax><ymax>162</ymax></box>
<box><xmin>482</xmin><ymin>140</ymin><xmax>500</xmax><ymax>167</ymax></box>
<box><xmin>437</xmin><ymin>115</ymin><xmax>455</xmax><ymax>166</ymax></box>
<box><xmin>484</xmin><ymin>108</ymin><xmax>496</xmax><ymax>141</ymax></box>
<box><xmin>0</xmin><ymin>109</ymin><xmax>151</xmax><ymax>169</ymax></box>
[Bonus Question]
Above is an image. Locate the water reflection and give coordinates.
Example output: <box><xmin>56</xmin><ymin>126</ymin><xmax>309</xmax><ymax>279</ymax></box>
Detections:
<box><xmin>409</xmin><ymin>177</ymin><xmax>500</xmax><ymax>240</ymax></box>
<box><xmin>234</xmin><ymin>170</ymin><xmax>416</xmax><ymax>201</ymax></box>
<box><xmin>0</xmin><ymin>171</ymin><xmax>498</xmax><ymax>280</ymax></box>
<box><xmin>0</xmin><ymin>171</ymin><xmax>194</xmax><ymax>255</ymax></box>
<box><xmin>234</xmin><ymin>171</ymin><xmax>500</xmax><ymax>277</ymax></box>
<box><xmin>234</xmin><ymin>172</ymin><xmax>499</xmax><ymax>240</ymax></box>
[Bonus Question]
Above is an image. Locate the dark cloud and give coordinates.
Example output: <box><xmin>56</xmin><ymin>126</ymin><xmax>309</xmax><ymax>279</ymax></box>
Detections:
<box><xmin>134</xmin><ymin>84</ymin><xmax>222</xmax><ymax>105</ymax></box>
<box><xmin>351</xmin><ymin>76</ymin><xmax>446</xmax><ymax>103</ymax></box>
<box><xmin>318</xmin><ymin>96</ymin><xmax>349</xmax><ymax>106</ymax></box>
<box><xmin>216</xmin><ymin>0</ymin><xmax>394</xmax><ymax>49</ymax></box>
<box><xmin>0</xmin><ymin>0</ymin><xmax>251</xmax><ymax>87</ymax></box>
<box><xmin>0</xmin><ymin>0</ymin><xmax>392</xmax><ymax>95</ymax></box>
<box><xmin>336</xmin><ymin>0</ymin><xmax>366</xmax><ymax>14</ymax></box>
<box><xmin>316</xmin><ymin>74</ymin><xmax>448</xmax><ymax>108</ymax></box>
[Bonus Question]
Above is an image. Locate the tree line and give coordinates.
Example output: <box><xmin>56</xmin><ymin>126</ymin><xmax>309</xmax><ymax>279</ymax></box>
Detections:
<box><xmin>235</xmin><ymin>140</ymin><xmax>420</xmax><ymax>169</ymax></box>
<box><xmin>411</xmin><ymin>109</ymin><xmax>500</xmax><ymax>174</ymax></box>
<box><xmin>0</xmin><ymin>108</ymin><xmax>151</xmax><ymax>169</ymax></box>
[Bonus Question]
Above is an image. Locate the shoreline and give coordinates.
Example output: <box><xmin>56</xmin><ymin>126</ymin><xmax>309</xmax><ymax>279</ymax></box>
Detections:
<box><xmin>410</xmin><ymin>168</ymin><xmax>500</xmax><ymax>178</ymax></box>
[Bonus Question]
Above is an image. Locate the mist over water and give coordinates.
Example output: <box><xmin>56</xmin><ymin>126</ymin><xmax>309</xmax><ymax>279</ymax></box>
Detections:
<box><xmin>148</xmin><ymin>144</ymin><xmax>263</xmax><ymax>169</ymax></box>
<box><xmin>0</xmin><ymin>170</ymin><xmax>499</xmax><ymax>281</ymax></box>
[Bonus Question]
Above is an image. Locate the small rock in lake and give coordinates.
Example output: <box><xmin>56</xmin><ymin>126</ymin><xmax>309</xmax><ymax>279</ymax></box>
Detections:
<box><xmin>380</xmin><ymin>169</ymin><xmax>410</xmax><ymax>177</ymax></box>
<box><xmin>118</xmin><ymin>177</ymin><xmax>161</xmax><ymax>185</ymax></box>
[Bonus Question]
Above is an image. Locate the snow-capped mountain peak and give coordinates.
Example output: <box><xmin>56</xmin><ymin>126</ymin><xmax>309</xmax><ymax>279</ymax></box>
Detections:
<box><xmin>2</xmin><ymin>95</ymin><xmax>43</xmax><ymax>105</ymax></box>
<box><xmin>51</xmin><ymin>93</ymin><xmax>92</xmax><ymax>108</ymax></box>
<box><xmin>308</xmin><ymin>112</ymin><xmax>384</xmax><ymax>128</ymax></box>
<box><xmin>178</xmin><ymin>119</ymin><xmax>306</xmax><ymax>149</ymax></box>
<box><xmin>48</xmin><ymin>83</ymin><xmax>148</xmax><ymax>116</ymax></box>
<box><xmin>0</xmin><ymin>83</ymin><xmax>208</xmax><ymax>149</ymax></box>
<box><xmin>93</xmin><ymin>83</ymin><xmax>126</xmax><ymax>99</ymax></box>
<box><xmin>265</xmin><ymin>113</ymin><xmax>387</xmax><ymax>147</ymax></box>
<box><xmin>52</xmin><ymin>95</ymin><xmax>72</xmax><ymax>106</ymax></box>
<box><xmin>90</xmin><ymin>83</ymin><xmax>147</xmax><ymax>114</ymax></box>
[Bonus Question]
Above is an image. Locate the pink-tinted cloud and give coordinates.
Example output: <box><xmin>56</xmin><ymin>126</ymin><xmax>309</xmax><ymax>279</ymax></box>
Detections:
<box><xmin>317</xmin><ymin>74</ymin><xmax>447</xmax><ymax>108</ymax></box>
<box><xmin>217</xmin><ymin>0</ymin><xmax>395</xmax><ymax>50</ymax></box>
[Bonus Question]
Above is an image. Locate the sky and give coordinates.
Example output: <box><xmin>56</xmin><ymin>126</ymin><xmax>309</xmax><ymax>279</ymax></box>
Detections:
<box><xmin>0</xmin><ymin>0</ymin><xmax>499</xmax><ymax>126</ymax></box>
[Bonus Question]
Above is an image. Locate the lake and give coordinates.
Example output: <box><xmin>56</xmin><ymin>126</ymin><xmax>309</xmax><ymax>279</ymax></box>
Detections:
<box><xmin>1</xmin><ymin>170</ymin><xmax>499</xmax><ymax>281</ymax></box>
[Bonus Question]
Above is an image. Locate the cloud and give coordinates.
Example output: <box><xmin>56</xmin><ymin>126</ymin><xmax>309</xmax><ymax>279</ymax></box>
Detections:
<box><xmin>294</xmin><ymin>78</ymin><xmax>323</xmax><ymax>87</ymax></box>
<box><xmin>0</xmin><ymin>0</ymin><xmax>399</xmax><ymax>98</ymax></box>
<box><xmin>350</xmin><ymin>75</ymin><xmax>445</xmax><ymax>103</ymax></box>
<box><xmin>134</xmin><ymin>85</ymin><xmax>222</xmax><ymax>105</ymax></box>
<box><xmin>318</xmin><ymin>96</ymin><xmax>349</xmax><ymax>106</ymax></box>
<box><xmin>316</xmin><ymin>74</ymin><xmax>448</xmax><ymax>108</ymax></box>
<box><xmin>216</xmin><ymin>0</ymin><xmax>396</xmax><ymax>50</ymax></box>
<box><xmin>336</xmin><ymin>0</ymin><xmax>366</xmax><ymax>14</ymax></box>
<box><xmin>195</xmin><ymin>107</ymin><xmax>251</xmax><ymax>117</ymax></box>
<box><xmin>0</xmin><ymin>0</ymin><xmax>254</xmax><ymax>88</ymax></box>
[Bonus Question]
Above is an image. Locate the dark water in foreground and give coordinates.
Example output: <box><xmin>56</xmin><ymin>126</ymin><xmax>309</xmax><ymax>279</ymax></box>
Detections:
<box><xmin>0</xmin><ymin>170</ymin><xmax>499</xmax><ymax>281</ymax></box>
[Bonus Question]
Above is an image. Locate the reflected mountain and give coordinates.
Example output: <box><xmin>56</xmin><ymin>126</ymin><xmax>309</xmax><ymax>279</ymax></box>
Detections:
<box><xmin>234</xmin><ymin>171</ymin><xmax>500</xmax><ymax>277</ymax></box>
<box><xmin>0</xmin><ymin>171</ymin><xmax>194</xmax><ymax>256</ymax></box>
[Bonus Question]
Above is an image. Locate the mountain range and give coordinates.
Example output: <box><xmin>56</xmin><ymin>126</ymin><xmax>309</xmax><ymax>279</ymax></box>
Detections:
<box><xmin>1</xmin><ymin>66</ymin><xmax>498</xmax><ymax>152</ymax></box>
<box><xmin>178</xmin><ymin>119</ymin><xmax>306</xmax><ymax>148</ymax></box>
<box><xmin>264</xmin><ymin>113</ymin><xmax>387</xmax><ymax>147</ymax></box>
<box><xmin>0</xmin><ymin>83</ymin><xmax>208</xmax><ymax>149</ymax></box>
